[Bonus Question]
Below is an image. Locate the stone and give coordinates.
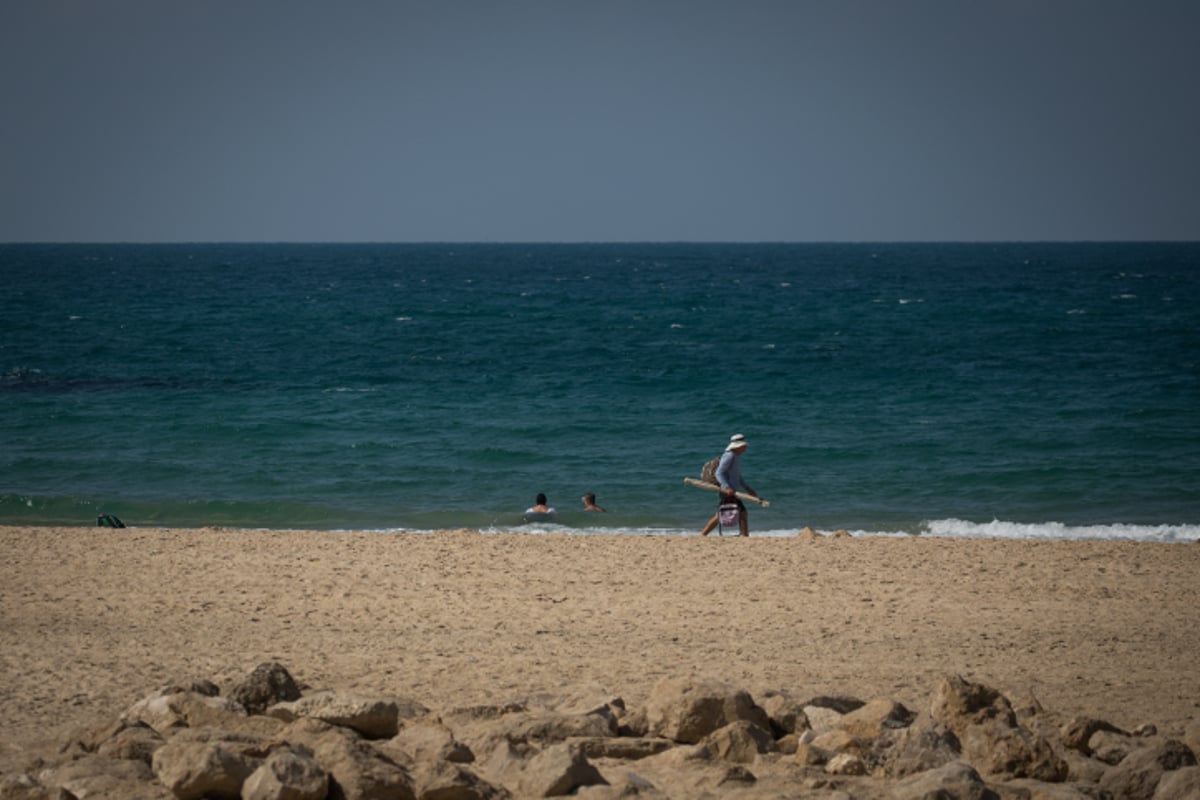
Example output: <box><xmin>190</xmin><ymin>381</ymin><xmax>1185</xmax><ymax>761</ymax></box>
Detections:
<box><xmin>89</xmin><ymin>720</ymin><xmax>166</xmax><ymax>765</ymax></box>
<box><xmin>1060</xmin><ymin>716</ymin><xmax>1125</xmax><ymax>756</ymax></box>
<box><xmin>701</xmin><ymin>720</ymin><xmax>774</xmax><ymax>764</ymax></box>
<box><xmin>824</xmin><ymin>752</ymin><xmax>866</xmax><ymax>776</ymax></box>
<box><xmin>407</xmin><ymin>760</ymin><xmax>507</xmax><ymax>800</ymax></box>
<box><xmin>757</xmin><ymin>690</ymin><xmax>809</xmax><ymax>737</ymax></box>
<box><xmin>241</xmin><ymin>748</ymin><xmax>328</xmax><ymax>800</ymax></box>
<box><xmin>267</xmin><ymin>691</ymin><xmax>402</xmax><ymax>739</ymax></box>
<box><xmin>150</xmin><ymin>739</ymin><xmax>260</xmax><ymax>799</ymax></box>
<box><xmin>516</xmin><ymin>743</ymin><xmax>608</xmax><ymax>797</ymax></box>
<box><xmin>642</xmin><ymin>677</ymin><xmax>769</xmax><ymax>744</ymax></box>
<box><xmin>807</xmin><ymin>695</ymin><xmax>866</xmax><ymax>714</ymax></box>
<box><xmin>277</xmin><ymin>717</ymin><xmax>416</xmax><ymax>800</ymax></box>
<box><xmin>453</xmin><ymin>708</ymin><xmax>617</xmax><ymax>765</ymax></box>
<box><xmin>1153</xmin><ymin>765</ymin><xmax>1200</xmax><ymax>800</ymax></box>
<box><xmin>1185</xmin><ymin>720</ymin><xmax>1200</xmax><ymax>755</ymax></box>
<box><xmin>930</xmin><ymin>674</ymin><xmax>1016</xmax><ymax>734</ymax></box>
<box><xmin>383</xmin><ymin>718</ymin><xmax>475</xmax><ymax>765</ymax></box>
<box><xmin>960</xmin><ymin>716</ymin><xmax>1068</xmax><ymax>782</ymax></box>
<box><xmin>879</xmin><ymin>713</ymin><xmax>961</xmax><ymax>778</ymax></box>
<box><xmin>809</xmin><ymin>729</ymin><xmax>863</xmax><ymax>758</ymax></box>
<box><xmin>36</xmin><ymin>754</ymin><xmax>169</xmax><ymax>800</ymax></box>
<box><xmin>1099</xmin><ymin>739</ymin><xmax>1197</xmax><ymax>800</ymax></box>
<box><xmin>229</xmin><ymin>662</ymin><xmax>301</xmax><ymax>715</ymax></box>
<box><xmin>802</xmin><ymin>705</ymin><xmax>845</xmax><ymax>733</ymax></box>
<box><xmin>928</xmin><ymin>675</ymin><xmax>1066</xmax><ymax>782</ymax></box>
<box><xmin>1089</xmin><ymin>728</ymin><xmax>1134</xmax><ymax>765</ymax></box>
<box><xmin>891</xmin><ymin>760</ymin><xmax>997</xmax><ymax>800</ymax></box>
<box><xmin>837</xmin><ymin>697</ymin><xmax>914</xmax><ymax>740</ymax></box>
<box><xmin>571</xmin><ymin>736</ymin><xmax>674</xmax><ymax>761</ymax></box>
<box><xmin>995</xmin><ymin>778</ymin><xmax>1103</xmax><ymax>799</ymax></box>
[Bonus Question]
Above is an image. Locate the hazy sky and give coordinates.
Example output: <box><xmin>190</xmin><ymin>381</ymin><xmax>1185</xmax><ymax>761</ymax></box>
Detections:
<box><xmin>2</xmin><ymin>1</ymin><xmax>1198</xmax><ymax>242</ymax></box>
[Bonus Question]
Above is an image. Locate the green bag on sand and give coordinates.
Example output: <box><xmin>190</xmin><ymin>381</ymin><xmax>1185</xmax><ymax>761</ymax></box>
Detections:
<box><xmin>97</xmin><ymin>514</ymin><xmax>125</xmax><ymax>528</ymax></box>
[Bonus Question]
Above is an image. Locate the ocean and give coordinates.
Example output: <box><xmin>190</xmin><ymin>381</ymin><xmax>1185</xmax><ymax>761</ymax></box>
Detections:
<box><xmin>2</xmin><ymin>242</ymin><xmax>1198</xmax><ymax>541</ymax></box>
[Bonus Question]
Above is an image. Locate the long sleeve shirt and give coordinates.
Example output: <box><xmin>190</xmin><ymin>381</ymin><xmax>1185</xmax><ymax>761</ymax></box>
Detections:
<box><xmin>715</xmin><ymin>451</ymin><xmax>747</xmax><ymax>492</ymax></box>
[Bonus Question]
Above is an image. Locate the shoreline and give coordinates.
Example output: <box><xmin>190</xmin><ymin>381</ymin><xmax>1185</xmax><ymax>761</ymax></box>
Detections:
<box><xmin>2</xmin><ymin>525</ymin><xmax>1198</xmax><ymax>772</ymax></box>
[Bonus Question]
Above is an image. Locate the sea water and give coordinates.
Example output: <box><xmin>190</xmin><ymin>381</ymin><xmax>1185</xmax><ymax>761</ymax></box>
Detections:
<box><xmin>2</xmin><ymin>242</ymin><xmax>1198</xmax><ymax>541</ymax></box>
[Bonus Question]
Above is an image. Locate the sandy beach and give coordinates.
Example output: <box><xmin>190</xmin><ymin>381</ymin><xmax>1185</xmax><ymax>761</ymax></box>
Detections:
<box><xmin>2</xmin><ymin>525</ymin><xmax>1198</xmax><ymax>776</ymax></box>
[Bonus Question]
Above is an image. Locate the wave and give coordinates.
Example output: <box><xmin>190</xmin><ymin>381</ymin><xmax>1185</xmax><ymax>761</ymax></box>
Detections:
<box><xmin>3</xmin><ymin>494</ymin><xmax>1197</xmax><ymax>542</ymax></box>
<box><xmin>920</xmin><ymin>518</ymin><xmax>1200</xmax><ymax>543</ymax></box>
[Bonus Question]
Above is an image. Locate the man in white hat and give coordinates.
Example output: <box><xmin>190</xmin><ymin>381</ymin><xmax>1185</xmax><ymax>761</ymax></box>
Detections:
<box><xmin>700</xmin><ymin>434</ymin><xmax>757</xmax><ymax>536</ymax></box>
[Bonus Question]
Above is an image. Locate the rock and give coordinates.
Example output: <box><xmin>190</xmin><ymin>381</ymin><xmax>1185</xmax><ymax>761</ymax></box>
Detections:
<box><xmin>571</xmin><ymin>736</ymin><xmax>674</xmax><ymax>761</ymax></box>
<box><xmin>960</xmin><ymin>716</ymin><xmax>1068</xmax><ymax>782</ymax></box>
<box><xmin>278</xmin><ymin>717</ymin><xmax>416</xmax><ymax>800</ymax></box>
<box><xmin>0</xmin><ymin>773</ymin><xmax>76</xmax><ymax>800</ymax></box>
<box><xmin>229</xmin><ymin>662</ymin><xmax>301</xmax><ymax>715</ymax></box>
<box><xmin>715</xmin><ymin>765</ymin><xmax>756</xmax><ymax>786</ymax></box>
<box><xmin>1089</xmin><ymin>728</ymin><xmax>1134</xmax><ymax>765</ymax></box>
<box><xmin>995</xmin><ymin>777</ymin><xmax>1103</xmax><ymax>799</ymax></box>
<box><xmin>241</xmin><ymin>748</ymin><xmax>328</xmax><ymax>800</ymax></box>
<box><xmin>383</xmin><ymin>718</ymin><xmax>475</xmax><ymax>765</ymax></box>
<box><xmin>1060</xmin><ymin>716</ymin><xmax>1125</xmax><ymax>756</ymax></box>
<box><xmin>807</xmin><ymin>695</ymin><xmax>866</xmax><ymax>714</ymax></box>
<box><xmin>891</xmin><ymin>760</ymin><xmax>997</xmax><ymax>800</ymax></box>
<box><xmin>793</xmin><ymin>742</ymin><xmax>826</xmax><ymax>767</ymax></box>
<box><xmin>930</xmin><ymin>674</ymin><xmax>1016</xmax><ymax>733</ymax></box>
<box><xmin>1185</xmin><ymin>720</ymin><xmax>1200</xmax><ymax>755</ymax></box>
<box><xmin>757</xmin><ymin>690</ymin><xmax>810</xmax><ymax>737</ymax></box>
<box><xmin>150</xmin><ymin>739</ymin><xmax>260</xmax><ymax>799</ymax></box>
<box><xmin>802</xmin><ymin>705</ymin><xmax>844</xmax><ymax>733</ymax></box>
<box><xmin>1154</xmin><ymin>765</ymin><xmax>1200</xmax><ymax>800</ymax></box>
<box><xmin>267</xmin><ymin>691</ymin><xmax>403</xmax><ymax>739</ymax></box>
<box><xmin>879</xmin><ymin>713</ymin><xmax>961</xmax><ymax>778</ymax></box>
<box><xmin>809</xmin><ymin>729</ymin><xmax>863</xmax><ymax>759</ymax></box>
<box><xmin>825</xmin><ymin>752</ymin><xmax>866</xmax><ymax>776</ymax></box>
<box><xmin>516</xmin><ymin>743</ymin><xmax>608</xmax><ymax>797</ymax></box>
<box><xmin>86</xmin><ymin>720</ymin><xmax>166</xmax><ymax>765</ymax></box>
<box><xmin>453</xmin><ymin>708</ymin><xmax>618</xmax><ymax>765</ymax></box>
<box><xmin>118</xmin><ymin>690</ymin><xmax>193</xmax><ymax>738</ymax></box>
<box><xmin>930</xmin><ymin>675</ymin><xmax>1066</xmax><ymax>782</ymax></box>
<box><xmin>36</xmin><ymin>754</ymin><xmax>169</xmax><ymax>800</ymax></box>
<box><xmin>837</xmin><ymin>697</ymin><xmax>913</xmax><ymax>740</ymax></box>
<box><xmin>701</xmin><ymin>720</ymin><xmax>774</xmax><ymax>764</ymax></box>
<box><xmin>642</xmin><ymin>678</ymin><xmax>769</xmax><ymax>744</ymax></box>
<box><xmin>1060</xmin><ymin>750</ymin><xmax>1107</xmax><ymax>785</ymax></box>
<box><xmin>1099</xmin><ymin>739</ymin><xmax>1197</xmax><ymax>800</ymax></box>
<box><xmin>407</xmin><ymin>760</ymin><xmax>508</xmax><ymax>800</ymax></box>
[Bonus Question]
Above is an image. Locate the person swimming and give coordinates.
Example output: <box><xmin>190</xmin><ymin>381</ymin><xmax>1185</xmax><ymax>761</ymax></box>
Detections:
<box><xmin>581</xmin><ymin>492</ymin><xmax>606</xmax><ymax>512</ymax></box>
<box><xmin>523</xmin><ymin>493</ymin><xmax>557</xmax><ymax>523</ymax></box>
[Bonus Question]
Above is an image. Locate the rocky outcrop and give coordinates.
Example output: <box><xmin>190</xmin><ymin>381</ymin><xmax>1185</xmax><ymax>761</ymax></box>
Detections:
<box><xmin>2</xmin><ymin>663</ymin><xmax>1196</xmax><ymax>799</ymax></box>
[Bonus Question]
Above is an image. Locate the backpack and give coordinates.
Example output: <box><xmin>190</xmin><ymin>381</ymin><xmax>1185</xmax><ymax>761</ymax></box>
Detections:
<box><xmin>97</xmin><ymin>513</ymin><xmax>125</xmax><ymax>528</ymax></box>
<box><xmin>700</xmin><ymin>456</ymin><xmax>721</xmax><ymax>486</ymax></box>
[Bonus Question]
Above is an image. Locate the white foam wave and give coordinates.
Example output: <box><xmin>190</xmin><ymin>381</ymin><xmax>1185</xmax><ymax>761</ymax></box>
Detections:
<box><xmin>923</xmin><ymin>518</ymin><xmax>1200</xmax><ymax>543</ymax></box>
<box><xmin>348</xmin><ymin>521</ymin><xmax>1200</xmax><ymax>542</ymax></box>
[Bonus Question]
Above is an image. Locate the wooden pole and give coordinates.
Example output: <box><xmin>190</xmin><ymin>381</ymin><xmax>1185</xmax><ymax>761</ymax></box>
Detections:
<box><xmin>683</xmin><ymin>477</ymin><xmax>770</xmax><ymax>507</ymax></box>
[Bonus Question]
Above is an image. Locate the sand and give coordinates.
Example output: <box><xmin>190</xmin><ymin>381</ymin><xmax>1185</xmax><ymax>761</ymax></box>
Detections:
<box><xmin>1</xmin><ymin>525</ymin><xmax>1197</xmax><ymax>772</ymax></box>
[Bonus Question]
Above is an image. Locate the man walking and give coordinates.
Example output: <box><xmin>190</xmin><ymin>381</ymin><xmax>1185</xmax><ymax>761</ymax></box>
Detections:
<box><xmin>700</xmin><ymin>434</ymin><xmax>758</xmax><ymax>536</ymax></box>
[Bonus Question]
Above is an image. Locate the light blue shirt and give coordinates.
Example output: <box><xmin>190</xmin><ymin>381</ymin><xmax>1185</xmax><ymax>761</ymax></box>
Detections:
<box><xmin>715</xmin><ymin>451</ymin><xmax>747</xmax><ymax>492</ymax></box>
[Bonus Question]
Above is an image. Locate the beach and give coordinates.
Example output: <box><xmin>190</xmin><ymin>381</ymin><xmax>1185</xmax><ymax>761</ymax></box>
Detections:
<box><xmin>2</xmin><ymin>524</ymin><xmax>1197</xmax><ymax>777</ymax></box>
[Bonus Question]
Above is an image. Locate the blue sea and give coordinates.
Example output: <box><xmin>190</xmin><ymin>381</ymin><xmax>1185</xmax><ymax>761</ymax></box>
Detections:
<box><xmin>2</xmin><ymin>242</ymin><xmax>1198</xmax><ymax>541</ymax></box>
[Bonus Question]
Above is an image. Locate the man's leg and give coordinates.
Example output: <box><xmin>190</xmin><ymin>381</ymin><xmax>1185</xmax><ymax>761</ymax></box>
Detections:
<box><xmin>700</xmin><ymin>513</ymin><xmax>719</xmax><ymax>537</ymax></box>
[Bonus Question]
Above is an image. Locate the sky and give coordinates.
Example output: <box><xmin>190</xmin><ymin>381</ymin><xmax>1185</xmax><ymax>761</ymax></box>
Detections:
<box><xmin>2</xmin><ymin>1</ymin><xmax>1198</xmax><ymax>243</ymax></box>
